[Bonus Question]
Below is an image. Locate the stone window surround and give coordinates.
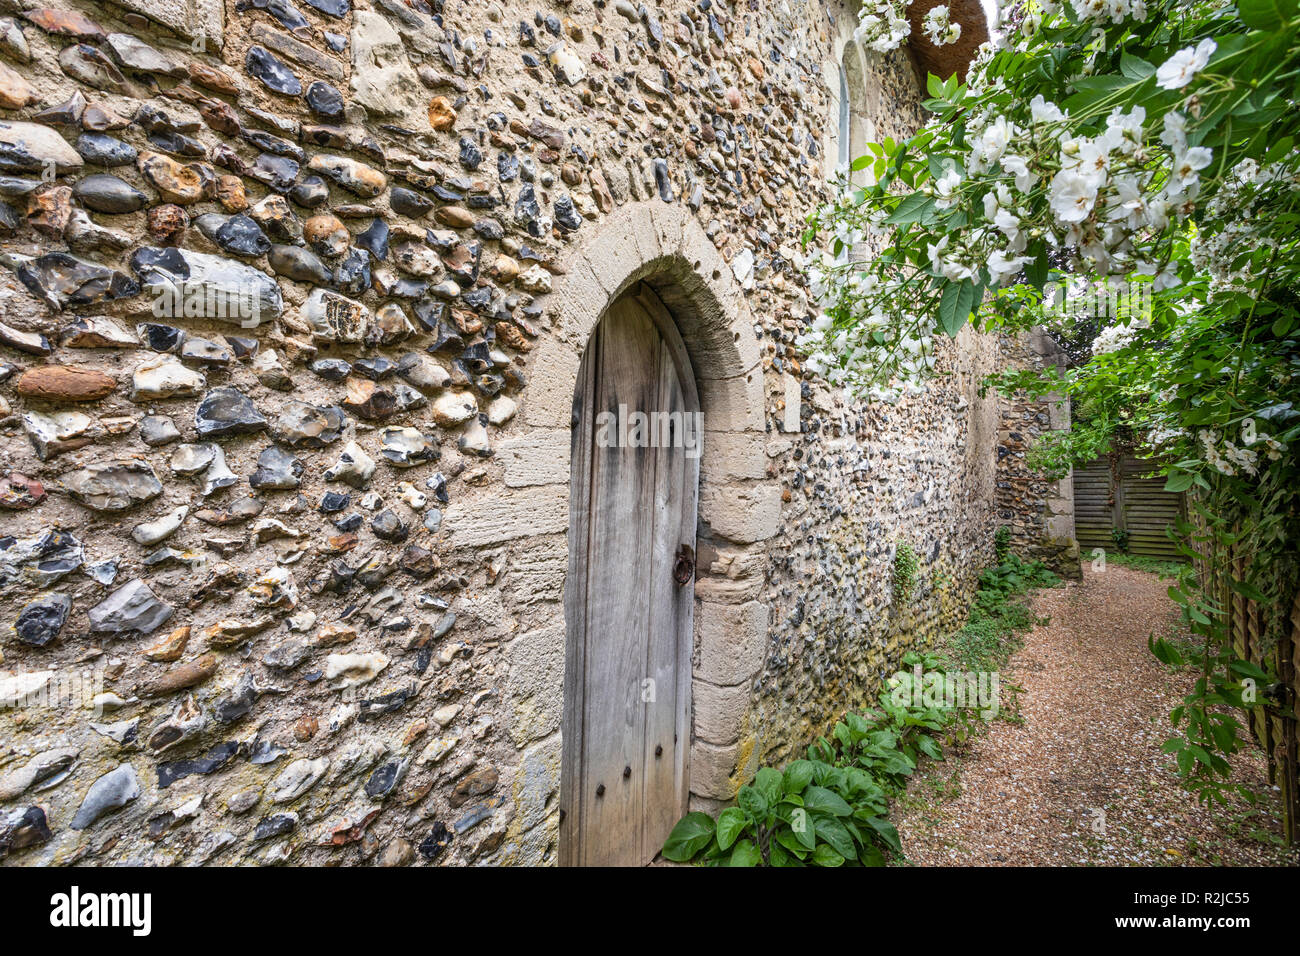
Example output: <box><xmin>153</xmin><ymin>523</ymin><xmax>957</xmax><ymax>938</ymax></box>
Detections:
<box><xmin>822</xmin><ymin>5</ymin><xmax>889</xmax><ymax>184</ymax></box>
<box><xmin>522</xmin><ymin>201</ymin><xmax>776</xmax><ymax>813</ymax></box>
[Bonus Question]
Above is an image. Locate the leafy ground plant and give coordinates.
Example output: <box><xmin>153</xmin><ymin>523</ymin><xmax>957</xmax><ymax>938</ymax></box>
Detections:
<box><xmin>661</xmin><ymin>758</ymin><xmax>900</xmax><ymax>867</ymax></box>
<box><xmin>662</xmin><ymin>650</ymin><xmax>973</xmax><ymax>866</ymax></box>
<box><xmin>952</xmin><ymin>554</ymin><xmax>1060</xmax><ymax>673</ymax></box>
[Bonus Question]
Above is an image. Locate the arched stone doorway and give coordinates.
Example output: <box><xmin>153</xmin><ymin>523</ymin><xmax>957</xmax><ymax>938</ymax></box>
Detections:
<box><xmin>544</xmin><ymin>202</ymin><xmax>775</xmax><ymax>865</ymax></box>
<box><xmin>447</xmin><ymin>204</ymin><xmax>776</xmax><ymax>864</ymax></box>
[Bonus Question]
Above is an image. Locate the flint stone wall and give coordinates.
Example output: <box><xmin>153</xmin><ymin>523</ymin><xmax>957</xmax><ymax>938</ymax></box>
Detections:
<box><xmin>995</xmin><ymin>327</ymin><xmax>1080</xmax><ymax>577</ymax></box>
<box><xmin>0</xmin><ymin>0</ymin><xmax>1004</xmax><ymax>867</ymax></box>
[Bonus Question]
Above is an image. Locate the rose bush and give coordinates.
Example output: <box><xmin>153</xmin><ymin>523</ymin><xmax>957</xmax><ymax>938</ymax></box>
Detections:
<box><xmin>803</xmin><ymin>0</ymin><xmax>1300</xmax><ymax>826</ymax></box>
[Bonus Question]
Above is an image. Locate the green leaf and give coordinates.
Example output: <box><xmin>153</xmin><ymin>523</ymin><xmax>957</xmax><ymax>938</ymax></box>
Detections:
<box><xmin>1264</xmin><ymin>134</ymin><xmax>1296</xmax><ymax>165</ymax></box>
<box><xmin>1024</xmin><ymin>242</ymin><xmax>1049</xmax><ymax>291</ymax></box>
<box><xmin>1149</xmin><ymin>634</ymin><xmax>1185</xmax><ymax>667</ymax></box>
<box><xmin>804</xmin><ymin>786</ymin><xmax>852</xmax><ymax>817</ymax></box>
<box><xmin>812</xmin><ymin>816</ymin><xmax>856</xmax><ymax>859</ymax></box>
<box><xmin>1164</xmin><ymin>473</ymin><xmax>1194</xmax><ymax>492</ymax></box>
<box><xmin>782</xmin><ymin>759</ymin><xmax>816</xmax><ymax>794</ymax></box>
<box><xmin>938</xmin><ymin>279</ymin><xmax>978</xmax><ymax>337</ymax></box>
<box><xmin>1071</xmin><ymin>74</ymin><xmax>1129</xmax><ymax>93</ymax></box>
<box><xmin>1239</xmin><ymin>0</ymin><xmax>1297</xmax><ymax>30</ymax></box>
<box><xmin>736</xmin><ymin>784</ymin><xmax>768</xmax><ymax>821</ymax></box>
<box><xmin>859</xmin><ymin>843</ymin><xmax>886</xmax><ymax>867</ymax></box>
<box><xmin>883</xmin><ymin>192</ymin><xmax>936</xmax><ymax>226</ymax></box>
<box><xmin>1119</xmin><ymin>53</ymin><xmax>1156</xmax><ymax>80</ymax></box>
<box><xmin>788</xmin><ymin>811</ymin><xmax>817</xmax><ymax>851</ymax></box>
<box><xmin>1229</xmin><ymin>659</ymin><xmax>1270</xmax><ymax>681</ymax></box>
<box><xmin>727</xmin><ymin>839</ymin><xmax>762</xmax><ymax>867</ymax></box>
<box><xmin>660</xmin><ymin>812</ymin><xmax>715</xmax><ymax>861</ymax></box>
<box><xmin>916</xmin><ymin>735</ymin><xmax>943</xmax><ymax>760</ymax></box>
<box><xmin>714</xmin><ymin>807</ymin><xmax>748</xmax><ymax>851</ymax></box>
<box><xmin>811</xmin><ymin>843</ymin><xmax>846</xmax><ymax>867</ymax></box>
<box><xmin>754</xmin><ymin>766</ymin><xmax>783</xmax><ymax>803</ymax></box>
<box><xmin>927</xmin><ymin>154</ymin><xmax>964</xmax><ymax>180</ymax></box>
<box><xmin>863</xmin><ymin>816</ymin><xmax>903</xmax><ymax>855</ymax></box>
<box><xmin>1226</xmin><ymin>578</ymin><xmax>1267</xmax><ymax>601</ymax></box>
<box><xmin>768</xmin><ymin>844</ymin><xmax>794</xmax><ymax>867</ymax></box>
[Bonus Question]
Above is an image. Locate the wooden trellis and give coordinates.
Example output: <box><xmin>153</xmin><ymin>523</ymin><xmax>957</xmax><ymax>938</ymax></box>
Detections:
<box><xmin>1187</xmin><ymin>504</ymin><xmax>1300</xmax><ymax>845</ymax></box>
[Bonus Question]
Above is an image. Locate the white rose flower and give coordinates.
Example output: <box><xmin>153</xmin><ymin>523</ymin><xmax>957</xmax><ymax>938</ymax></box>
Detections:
<box><xmin>977</xmin><ymin>116</ymin><xmax>1016</xmax><ymax>164</ymax></box>
<box><xmin>1156</xmin><ymin>38</ymin><xmax>1217</xmax><ymax>90</ymax></box>
<box><xmin>988</xmin><ymin>249</ymin><xmax>1031</xmax><ymax>284</ymax></box>
<box><xmin>1049</xmin><ymin>168</ymin><xmax>1100</xmax><ymax>223</ymax></box>
<box><xmin>1000</xmin><ymin>154</ymin><xmax>1035</xmax><ymax>192</ymax></box>
<box><xmin>1160</xmin><ymin>110</ymin><xmax>1188</xmax><ymax>153</ymax></box>
<box><xmin>934</xmin><ymin>165</ymin><xmax>962</xmax><ymax>209</ymax></box>
<box><xmin>1175</xmin><ymin>146</ymin><xmax>1213</xmax><ymax>187</ymax></box>
<box><xmin>1030</xmin><ymin>95</ymin><xmax>1066</xmax><ymax>126</ymax></box>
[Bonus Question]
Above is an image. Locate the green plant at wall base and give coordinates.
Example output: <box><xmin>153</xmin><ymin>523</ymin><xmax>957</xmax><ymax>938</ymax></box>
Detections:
<box><xmin>975</xmin><ymin>554</ymin><xmax>1060</xmax><ymax>603</ymax></box>
<box><xmin>953</xmin><ymin>554</ymin><xmax>1060</xmax><ymax>673</ymax></box>
<box><xmin>811</xmin><ymin>655</ymin><xmax>982</xmax><ymax>787</ymax></box>
<box><xmin>892</xmin><ymin>542</ymin><xmax>919</xmax><ymax>604</ymax></box>
<box><xmin>661</xmin><ymin>758</ymin><xmax>901</xmax><ymax>867</ymax></box>
<box><xmin>661</xmin><ymin>556</ymin><xmax>1062</xmax><ymax>866</ymax></box>
<box><xmin>663</xmin><ymin>650</ymin><xmax>969</xmax><ymax>867</ymax></box>
<box><xmin>993</xmin><ymin>525</ymin><xmax>1012</xmax><ymax>564</ymax></box>
<box><xmin>1110</xmin><ymin>528</ymin><xmax>1131</xmax><ymax>553</ymax></box>
<box><xmin>1105</xmin><ymin>551</ymin><xmax>1188</xmax><ymax>578</ymax></box>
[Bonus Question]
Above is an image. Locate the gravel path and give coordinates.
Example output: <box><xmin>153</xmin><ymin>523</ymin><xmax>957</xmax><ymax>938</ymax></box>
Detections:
<box><xmin>895</xmin><ymin>563</ymin><xmax>1298</xmax><ymax>866</ymax></box>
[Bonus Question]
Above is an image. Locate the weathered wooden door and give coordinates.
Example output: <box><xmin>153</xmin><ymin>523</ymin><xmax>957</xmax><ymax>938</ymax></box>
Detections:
<box><xmin>561</xmin><ymin>283</ymin><xmax>700</xmax><ymax>867</ymax></box>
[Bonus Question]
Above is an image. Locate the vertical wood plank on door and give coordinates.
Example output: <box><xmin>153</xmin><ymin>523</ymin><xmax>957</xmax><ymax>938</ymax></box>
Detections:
<box><xmin>578</xmin><ymin>297</ymin><xmax>659</xmax><ymax>866</ymax></box>
<box><xmin>559</xmin><ymin>318</ymin><xmax>599</xmax><ymax>868</ymax></box>
<box><xmin>635</xmin><ymin>287</ymin><xmax>700</xmax><ymax>864</ymax></box>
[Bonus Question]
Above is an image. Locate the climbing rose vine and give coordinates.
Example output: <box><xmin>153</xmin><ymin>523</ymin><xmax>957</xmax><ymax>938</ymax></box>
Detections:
<box><xmin>855</xmin><ymin>0</ymin><xmax>963</xmax><ymax>54</ymax></box>
<box><xmin>804</xmin><ymin>0</ymin><xmax>1300</xmax><ymax>822</ymax></box>
<box><xmin>922</xmin><ymin>5</ymin><xmax>964</xmax><ymax>46</ymax></box>
<box><xmin>855</xmin><ymin>0</ymin><xmax>916</xmax><ymax>52</ymax></box>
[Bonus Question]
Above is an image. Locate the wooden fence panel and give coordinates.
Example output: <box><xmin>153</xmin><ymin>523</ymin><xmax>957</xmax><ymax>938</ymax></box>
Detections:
<box><xmin>1074</xmin><ymin>460</ymin><xmax>1115</xmax><ymax>552</ymax></box>
<box><xmin>1120</xmin><ymin>458</ymin><xmax>1185</xmax><ymax>558</ymax></box>
<box><xmin>1072</xmin><ymin>455</ymin><xmax>1184</xmax><ymax>557</ymax></box>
